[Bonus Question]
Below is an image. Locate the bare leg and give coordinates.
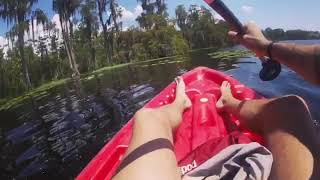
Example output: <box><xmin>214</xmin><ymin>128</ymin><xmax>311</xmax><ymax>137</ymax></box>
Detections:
<box><xmin>113</xmin><ymin>77</ymin><xmax>191</xmax><ymax>180</ymax></box>
<box><xmin>217</xmin><ymin>81</ymin><xmax>320</xmax><ymax>180</ymax></box>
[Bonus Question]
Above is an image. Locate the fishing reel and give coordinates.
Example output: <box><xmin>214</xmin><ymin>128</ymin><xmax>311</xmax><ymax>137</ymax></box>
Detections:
<box><xmin>259</xmin><ymin>57</ymin><xmax>282</xmax><ymax>81</ymax></box>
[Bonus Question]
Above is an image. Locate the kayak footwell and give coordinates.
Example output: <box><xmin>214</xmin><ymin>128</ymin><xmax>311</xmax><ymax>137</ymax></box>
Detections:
<box><xmin>76</xmin><ymin>67</ymin><xmax>263</xmax><ymax>180</ymax></box>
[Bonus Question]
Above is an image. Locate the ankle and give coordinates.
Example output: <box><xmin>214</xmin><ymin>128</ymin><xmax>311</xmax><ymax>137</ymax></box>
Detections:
<box><xmin>224</xmin><ymin>96</ymin><xmax>241</xmax><ymax>111</ymax></box>
<box><xmin>171</xmin><ymin>100</ymin><xmax>185</xmax><ymax>113</ymax></box>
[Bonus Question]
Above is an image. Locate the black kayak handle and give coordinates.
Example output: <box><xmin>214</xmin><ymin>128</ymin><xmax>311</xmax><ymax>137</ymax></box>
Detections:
<box><xmin>204</xmin><ymin>0</ymin><xmax>282</xmax><ymax>81</ymax></box>
<box><xmin>205</xmin><ymin>0</ymin><xmax>244</xmax><ymax>34</ymax></box>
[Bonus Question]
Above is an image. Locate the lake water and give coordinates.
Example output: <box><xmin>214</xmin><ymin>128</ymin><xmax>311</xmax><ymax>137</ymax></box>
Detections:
<box><xmin>1</xmin><ymin>40</ymin><xmax>320</xmax><ymax>179</ymax></box>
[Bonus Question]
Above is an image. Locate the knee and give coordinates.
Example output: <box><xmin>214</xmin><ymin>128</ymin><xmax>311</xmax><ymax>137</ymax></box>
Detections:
<box><xmin>134</xmin><ymin>108</ymin><xmax>171</xmax><ymax>129</ymax></box>
<box><xmin>134</xmin><ymin>108</ymin><xmax>163</xmax><ymax>122</ymax></box>
<box><xmin>282</xmin><ymin>95</ymin><xmax>308</xmax><ymax>108</ymax></box>
<box><xmin>134</xmin><ymin>108</ymin><xmax>154</xmax><ymax>121</ymax></box>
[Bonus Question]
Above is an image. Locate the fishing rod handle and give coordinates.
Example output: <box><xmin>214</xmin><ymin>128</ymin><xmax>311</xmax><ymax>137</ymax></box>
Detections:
<box><xmin>205</xmin><ymin>0</ymin><xmax>244</xmax><ymax>34</ymax></box>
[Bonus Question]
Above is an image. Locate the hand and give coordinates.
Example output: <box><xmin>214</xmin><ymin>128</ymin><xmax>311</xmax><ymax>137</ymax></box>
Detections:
<box><xmin>228</xmin><ymin>22</ymin><xmax>271</xmax><ymax>57</ymax></box>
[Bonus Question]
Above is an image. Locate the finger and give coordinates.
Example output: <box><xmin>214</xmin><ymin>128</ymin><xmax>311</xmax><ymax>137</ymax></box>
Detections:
<box><xmin>228</xmin><ymin>31</ymin><xmax>241</xmax><ymax>42</ymax></box>
<box><xmin>229</xmin><ymin>26</ymin><xmax>238</xmax><ymax>32</ymax></box>
<box><xmin>243</xmin><ymin>24</ymin><xmax>249</xmax><ymax>33</ymax></box>
<box><xmin>228</xmin><ymin>31</ymin><xmax>238</xmax><ymax>37</ymax></box>
<box><xmin>243</xmin><ymin>34</ymin><xmax>250</xmax><ymax>40</ymax></box>
<box><xmin>259</xmin><ymin>57</ymin><xmax>268</xmax><ymax>63</ymax></box>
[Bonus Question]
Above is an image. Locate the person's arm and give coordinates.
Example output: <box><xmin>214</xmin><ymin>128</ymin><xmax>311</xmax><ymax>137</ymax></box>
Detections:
<box><xmin>228</xmin><ymin>22</ymin><xmax>320</xmax><ymax>85</ymax></box>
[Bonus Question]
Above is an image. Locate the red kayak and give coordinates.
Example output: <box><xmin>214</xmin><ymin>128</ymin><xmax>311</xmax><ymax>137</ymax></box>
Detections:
<box><xmin>76</xmin><ymin>67</ymin><xmax>264</xmax><ymax>180</ymax></box>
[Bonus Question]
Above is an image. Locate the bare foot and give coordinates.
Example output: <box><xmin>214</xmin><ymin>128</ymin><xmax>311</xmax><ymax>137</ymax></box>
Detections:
<box><xmin>174</xmin><ymin>77</ymin><xmax>192</xmax><ymax>110</ymax></box>
<box><xmin>216</xmin><ymin>81</ymin><xmax>235</xmax><ymax>109</ymax></box>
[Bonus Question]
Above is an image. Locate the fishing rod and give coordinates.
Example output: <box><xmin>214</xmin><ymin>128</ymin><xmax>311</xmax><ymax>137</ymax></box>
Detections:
<box><xmin>204</xmin><ymin>0</ymin><xmax>281</xmax><ymax>81</ymax></box>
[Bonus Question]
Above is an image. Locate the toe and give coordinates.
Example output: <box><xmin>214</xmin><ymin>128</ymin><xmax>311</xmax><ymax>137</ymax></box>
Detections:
<box><xmin>175</xmin><ymin>77</ymin><xmax>179</xmax><ymax>84</ymax></box>
<box><xmin>221</xmin><ymin>81</ymin><xmax>228</xmax><ymax>88</ymax></box>
<box><xmin>226</xmin><ymin>82</ymin><xmax>231</xmax><ymax>89</ymax></box>
<box><xmin>185</xmin><ymin>98</ymin><xmax>192</xmax><ymax>108</ymax></box>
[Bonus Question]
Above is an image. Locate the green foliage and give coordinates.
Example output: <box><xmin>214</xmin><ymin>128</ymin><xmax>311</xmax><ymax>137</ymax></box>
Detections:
<box><xmin>0</xmin><ymin>1</ymin><xmax>232</xmax><ymax>102</ymax></box>
<box><xmin>208</xmin><ymin>50</ymin><xmax>252</xmax><ymax>60</ymax></box>
<box><xmin>171</xmin><ymin>35</ymin><xmax>189</xmax><ymax>55</ymax></box>
<box><xmin>117</xmin><ymin>25</ymin><xmax>189</xmax><ymax>61</ymax></box>
<box><xmin>177</xmin><ymin>5</ymin><xmax>231</xmax><ymax>49</ymax></box>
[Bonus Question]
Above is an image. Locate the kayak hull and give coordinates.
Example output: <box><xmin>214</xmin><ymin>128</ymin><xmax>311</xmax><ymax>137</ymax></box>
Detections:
<box><xmin>77</xmin><ymin>67</ymin><xmax>263</xmax><ymax>180</ymax></box>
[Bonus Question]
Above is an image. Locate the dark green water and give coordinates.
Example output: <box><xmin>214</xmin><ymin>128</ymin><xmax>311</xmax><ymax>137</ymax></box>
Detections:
<box><xmin>1</xmin><ymin>40</ymin><xmax>320</xmax><ymax>179</ymax></box>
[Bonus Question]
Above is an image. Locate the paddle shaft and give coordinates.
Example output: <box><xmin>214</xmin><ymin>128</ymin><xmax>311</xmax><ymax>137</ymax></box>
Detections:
<box><xmin>204</xmin><ymin>0</ymin><xmax>282</xmax><ymax>81</ymax></box>
<box><xmin>204</xmin><ymin>0</ymin><xmax>244</xmax><ymax>35</ymax></box>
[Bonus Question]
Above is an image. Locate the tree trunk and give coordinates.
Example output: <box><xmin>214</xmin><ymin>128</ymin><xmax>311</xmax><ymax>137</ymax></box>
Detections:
<box><xmin>69</xmin><ymin>45</ymin><xmax>79</xmax><ymax>76</ymax></box>
<box><xmin>31</xmin><ymin>16</ymin><xmax>35</xmax><ymax>46</ymax></box>
<box><xmin>0</xmin><ymin>57</ymin><xmax>3</xmax><ymax>98</ymax></box>
<box><xmin>59</xmin><ymin>16</ymin><xmax>80</xmax><ymax>77</ymax></box>
<box><xmin>86</xmin><ymin>19</ymin><xmax>96</xmax><ymax>70</ymax></box>
<box><xmin>89</xmin><ymin>35</ymin><xmax>96</xmax><ymax>70</ymax></box>
<box><xmin>110</xmin><ymin>0</ymin><xmax>119</xmax><ymax>53</ymax></box>
<box><xmin>107</xmin><ymin>33</ymin><xmax>113</xmax><ymax>64</ymax></box>
<box><xmin>60</xmin><ymin>19</ymin><xmax>74</xmax><ymax>71</ymax></box>
<box><xmin>67</xmin><ymin>19</ymin><xmax>80</xmax><ymax>76</ymax></box>
<box><xmin>97</xmin><ymin>1</ymin><xmax>111</xmax><ymax>65</ymax></box>
<box><xmin>6</xmin><ymin>38</ymin><xmax>9</xmax><ymax>49</ymax></box>
<box><xmin>18</xmin><ymin>22</ymin><xmax>32</xmax><ymax>89</ymax></box>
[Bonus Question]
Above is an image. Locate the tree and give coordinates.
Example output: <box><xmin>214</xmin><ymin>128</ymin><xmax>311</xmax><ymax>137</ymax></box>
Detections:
<box><xmin>6</xmin><ymin>25</ymin><xmax>18</xmax><ymax>50</ymax></box>
<box><xmin>0</xmin><ymin>3</ymin><xmax>235</xmax><ymax>100</ymax></box>
<box><xmin>0</xmin><ymin>0</ymin><xmax>42</xmax><ymax>89</ymax></box>
<box><xmin>136</xmin><ymin>0</ymin><xmax>168</xmax><ymax>30</ymax></box>
<box><xmin>53</xmin><ymin>0</ymin><xmax>81</xmax><ymax>77</ymax></box>
<box><xmin>49</xmin><ymin>26</ymin><xmax>62</xmax><ymax>78</ymax></box>
<box><xmin>80</xmin><ymin>0</ymin><xmax>99</xmax><ymax>70</ymax></box>
<box><xmin>0</xmin><ymin>48</ymin><xmax>4</xmax><ymax>97</ymax></box>
<box><xmin>31</xmin><ymin>8</ymin><xmax>49</xmax><ymax>44</ymax></box>
<box><xmin>96</xmin><ymin>0</ymin><xmax>122</xmax><ymax>64</ymax></box>
<box><xmin>175</xmin><ymin>5</ymin><xmax>188</xmax><ymax>36</ymax></box>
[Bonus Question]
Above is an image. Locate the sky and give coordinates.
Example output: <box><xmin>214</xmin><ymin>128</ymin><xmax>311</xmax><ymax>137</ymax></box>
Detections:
<box><xmin>0</xmin><ymin>0</ymin><xmax>320</xmax><ymax>40</ymax></box>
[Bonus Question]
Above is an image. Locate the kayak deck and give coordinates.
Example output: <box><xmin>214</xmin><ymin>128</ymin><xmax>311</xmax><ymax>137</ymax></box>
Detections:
<box><xmin>77</xmin><ymin>67</ymin><xmax>263</xmax><ymax>180</ymax></box>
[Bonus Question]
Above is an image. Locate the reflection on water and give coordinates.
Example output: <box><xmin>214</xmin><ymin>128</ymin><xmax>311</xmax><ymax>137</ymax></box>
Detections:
<box><xmin>1</xmin><ymin>40</ymin><xmax>320</xmax><ymax>179</ymax></box>
<box><xmin>0</xmin><ymin>77</ymin><xmax>156</xmax><ymax>179</ymax></box>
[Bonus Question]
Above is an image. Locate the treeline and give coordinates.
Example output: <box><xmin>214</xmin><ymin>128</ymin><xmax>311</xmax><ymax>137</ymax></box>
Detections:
<box><xmin>264</xmin><ymin>28</ymin><xmax>320</xmax><ymax>41</ymax></box>
<box><xmin>0</xmin><ymin>0</ymin><xmax>231</xmax><ymax>99</ymax></box>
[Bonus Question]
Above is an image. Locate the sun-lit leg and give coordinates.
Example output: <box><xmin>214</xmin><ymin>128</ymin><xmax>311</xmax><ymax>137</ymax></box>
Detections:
<box><xmin>216</xmin><ymin>81</ymin><xmax>320</xmax><ymax>179</ymax></box>
<box><xmin>113</xmin><ymin>77</ymin><xmax>191</xmax><ymax>180</ymax></box>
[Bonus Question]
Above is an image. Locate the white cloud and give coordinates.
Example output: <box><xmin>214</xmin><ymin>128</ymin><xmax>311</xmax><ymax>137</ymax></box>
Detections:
<box><xmin>0</xmin><ymin>4</ymin><xmax>143</xmax><ymax>51</ymax></box>
<box><xmin>29</xmin><ymin>19</ymin><xmax>45</xmax><ymax>39</ymax></box>
<box><xmin>0</xmin><ymin>36</ymin><xmax>5</xmax><ymax>46</ymax></box>
<box><xmin>122</xmin><ymin>26</ymin><xmax>129</xmax><ymax>31</ymax></box>
<box><xmin>27</xmin><ymin>14</ymin><xmax>62</xmax><ymax>42</ymax></box>
<box><xmin>120</xmin><ymin>5</ymin><xmax>143</xmax><ymax>22</ymax></box>
<box><xmin>241</xmin><ymin>5</ymin><xmax>254</xmax><ymax>14</ymax></box>
<box><xmin>0</xmin><ymin>36</ymin><xmax>8</xmax><ymax>53</ymax></box>
<box><xmin>51</xmin><ymin>14</ymin><xmax>62</xmax><ymax>31</ymax></box>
